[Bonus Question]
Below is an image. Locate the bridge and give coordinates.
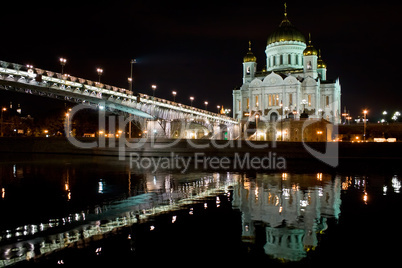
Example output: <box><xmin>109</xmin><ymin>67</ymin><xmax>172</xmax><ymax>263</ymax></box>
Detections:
<box><xmin>0</xmin><ymin>60</ymin><xmax>239</xmax><ymax>139</ymax></box>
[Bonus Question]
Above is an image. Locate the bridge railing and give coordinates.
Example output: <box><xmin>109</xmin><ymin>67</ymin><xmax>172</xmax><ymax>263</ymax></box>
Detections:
<box><xmin>0</xmin><ymin>60</ymin><xmax>237</xmax><ymax>124</ymax></box>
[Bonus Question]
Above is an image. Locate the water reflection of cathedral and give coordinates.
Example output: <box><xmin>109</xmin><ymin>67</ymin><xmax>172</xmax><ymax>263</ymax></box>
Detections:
<box><xmin>232</xmin><ymin>173</ymin><xmax>341</xmax><ymax>261</ymax></box>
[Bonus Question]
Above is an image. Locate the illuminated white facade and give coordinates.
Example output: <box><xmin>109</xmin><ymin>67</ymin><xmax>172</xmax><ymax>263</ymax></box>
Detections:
<box><xmin>232</xmin><ymin>173</ymin><xmax>341</xmax><ymax>261</ymax></box>
<box><xmin>233</xmin><ymin>8</ymin><xmax>341</xmax><ymax>127</ymax></box>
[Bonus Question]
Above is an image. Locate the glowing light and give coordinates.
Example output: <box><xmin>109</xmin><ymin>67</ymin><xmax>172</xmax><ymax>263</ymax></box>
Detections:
<box><xmin>392</xmin><ymin>176</ymin><xmax>401</xmax><ymax>193</ymax></box>
<box><xmin>363</xmin><ymin>192</ymin><xmax>368</xmax><ymax>204</ymax></box>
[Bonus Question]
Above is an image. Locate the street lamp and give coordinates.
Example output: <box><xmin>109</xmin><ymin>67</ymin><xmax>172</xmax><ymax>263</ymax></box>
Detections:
<box><xmin>172</xmin><ymin>91</ymin><xmax>177</xmax><ymax>102</ymax></box>
<box><xmin>204</xmin><ymin>101</ymin><xmax>208</xmax><ymax>110</ymax></box>
<box><xmin>1</xmin><ymin>107</ymin><xmax>6</xmax><ymax>137</ymax></box>
<box><xmin>280</xmin><ymin>101</ymin><xmax>283</xmax><ymax>141</ymax></box>
<box><xmin>217</xmin><ymin>105</ymin><xmax>220</xmax><ymax>114</ymax></box>
<box><xmin>59</xmin><ymin>58</ymin><xmax>67</xmax><ymax>74</ymax></box>
<box><xmin>151</xmin><ymin>85</ymin><xmax>157</xmax><ymax>138</ymax></box>
<box><xmin>190</xmin><ymin>96</ymin><xmax>194</xmax><ymax>107</ymax></box>
<box><xmin>301</xmin><ymin>99</ymin><xmax>308</xmax><ymax>113</ymax></box>
<box><xmin>255</xmin><ymin>114</ymin><xmax>259</xmax><ymax>141</ymax></box>
<box><xmin>96</xmin><ymin>68</ymin><xmax>103</xmax><ymax>83</ymax></box>
<box><xmin>151</xmin><ymin>84</ymin><xmax>157</xmax><ymax>99</ymax></box>
<box><xmin>65</xmin><ymin>112</ymin><xmax>70</xmax><ymax>137</ymax></box>
<box><xmin>363</xmin><ymin>109</ymin><xmax>368</xmax><ymax>142</ymax></box>
<box><xmin>129</xmin><ymin>59</ymin><xmax>136</xmax><ymax>91</ymax></box>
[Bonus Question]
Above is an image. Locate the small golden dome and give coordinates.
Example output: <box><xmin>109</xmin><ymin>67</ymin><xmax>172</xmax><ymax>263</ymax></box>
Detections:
<box><xmin>244</xmin><ymin>41</ymin><xmax>257</xmax><ymax>62</ymax></box>
<box><xmin>317</xmin><ymin>49</ymin><xmax>327</xmax><ymax>68</ymax></box>
<box><xmin>303</xmin><ymin>33</ymin><xmax>318</xmax><ymax>56</ymax></box>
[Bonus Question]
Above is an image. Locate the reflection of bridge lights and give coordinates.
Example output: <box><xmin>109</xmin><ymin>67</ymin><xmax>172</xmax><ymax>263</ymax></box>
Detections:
<box><xmin>98</xmin><ymin>179</ymin><xmax>104</xmax><ymax>194</ymax></box>
<box><xmin>392</xmin><ymin>176</ymin><xmax>401</xmax><ymax>193</ymax></box>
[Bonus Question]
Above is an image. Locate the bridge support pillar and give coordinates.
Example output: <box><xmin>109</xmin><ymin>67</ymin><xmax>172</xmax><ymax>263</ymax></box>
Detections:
<box><xmin>212</xmin><ymin>124</ymin><xmax>221</xmax><ymax>140</ymax></box>
<box><xmin>146</xmin><ymin>120</ymin><xmax>165</xmax><ymax>137</ymax></box>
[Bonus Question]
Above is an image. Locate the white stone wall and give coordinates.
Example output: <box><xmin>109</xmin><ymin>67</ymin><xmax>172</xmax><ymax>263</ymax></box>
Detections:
<box><xmin>265</xmin><ymin>41</ymin><xmax>306</xmax><ymax>71</ymax></box>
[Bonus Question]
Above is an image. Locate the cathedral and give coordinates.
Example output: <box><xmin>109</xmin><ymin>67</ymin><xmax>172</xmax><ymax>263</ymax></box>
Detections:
<box><xmin>232</xmin><ymin>5</ymin><xmax>341</xmax><ymax>140</ymax></box>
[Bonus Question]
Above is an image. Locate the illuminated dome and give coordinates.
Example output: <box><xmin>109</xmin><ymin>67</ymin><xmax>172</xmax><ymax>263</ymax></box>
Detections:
<box><xmin>317</xmin><ymin>49</ymin><xmax>327</xmax><ymax>68</ymax></box>
<box><xmin>303</xmin><ymin>34</ymin><xmax>318</xmax><ymax>56</ymax></box>
<box><xmin>267</xmin><ymin>15</ymin><xmax>306</xmax><ymax>45</ymax></box>
<box><xmin>244</xmin><ymin>41</ymin><xmax>257</xmax><ymax>62</ymax></box>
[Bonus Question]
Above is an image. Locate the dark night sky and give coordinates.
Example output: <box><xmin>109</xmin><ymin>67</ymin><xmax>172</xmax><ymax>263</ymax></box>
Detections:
<box><xmin>1</xmin><ymin>1</ymin><xmax>401</xmax><ymax>120</ymax></box>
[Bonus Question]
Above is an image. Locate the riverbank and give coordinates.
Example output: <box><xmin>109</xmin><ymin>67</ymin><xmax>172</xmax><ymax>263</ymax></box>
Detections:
<box><xmin>0</xmin><ymin>137</ymin><xmax>401</xmax><ymax>158</ymax></box>
<box><xmin>0</xmin><ymin>137</ymin><xmax>401</xmax><ymax>173</ymax></box>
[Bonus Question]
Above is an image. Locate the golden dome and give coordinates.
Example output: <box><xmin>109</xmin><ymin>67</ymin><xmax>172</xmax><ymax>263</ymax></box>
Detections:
<box><xmin>267</xmin><ymin>7</ymin><xmax>306</xmax><ymax>45</ymax></box>
<box><xmin>303</xmin><ymin>33</ymin><xmax>318</xmax><ymax>56</ymax></box>
<box><xmin>243</xmin><ymin>41</ymin><xmax>257</xmax><ymax>62</ymax></box>
<box><xmin>317</xmin><ymin>49</ymin><xmax>327</xmax><ymax>68</ymax></box>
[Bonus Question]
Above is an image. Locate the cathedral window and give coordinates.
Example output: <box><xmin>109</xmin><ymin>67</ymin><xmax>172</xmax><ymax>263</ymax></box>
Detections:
<box><xmin>326</xmin><ymin>96</ymin><xmax>329</xmax><ymax>107</ymax></box>
<box><xmin>275</xmin><ymin>94</ymin><xmax>279</xmax><ymax>106</ymax></box>
<box><xmin>268</xmin><ymin>95</ymin><xmax>272</xmax><ymax>106</ymax></box>
<box><xmin>246</xmin><ymin>66</ymin><xmax>250</xmax><ymax>74</ymax></box>
<box><xmin>295</xmin><ymin>56</ymin><xmax>298</xmax><ymax>65</ymax></box>
<box><xmin>280</xmin><ymin>55</ymin><xmax>283</xmax><ymax>65</ymax></box>
<box><xmin>288</xmin><ymin>54</ymin><xmax>291</xmax><ymax>65</ymax></box>
<box><xmin>308</xmin><ymin>95</ymin><xmax>311</xmax><ymax>106</ymax></box>
<box><xmin>307</xmin><ymin>61</ymin><xmax>312</xmax><ymax>70</ymax></box>
<box><xmin>289</xmin><ymin>93</ymin><xmax>293</xmax><ymax>106</ymax></box>
<box><xmin>247</xmin><ymin>98</ymin><xmax>250</xmax><ymax>109</ymax></box>
<box><xmin>256</xmin><ymin>95</ymin><xmax>259</xmax><ymax>107</ymax></box>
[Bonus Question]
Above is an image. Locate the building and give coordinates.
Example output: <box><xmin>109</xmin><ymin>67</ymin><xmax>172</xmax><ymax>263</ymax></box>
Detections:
<box><xmin>233</xmin><ymin>5</ymin><xmax>341</xmax><ymax>140</ymax></box>
<box><xmin>232</xmin><ymin>173</ymin><xmax>341</xmax><ymax>261</ymax></box>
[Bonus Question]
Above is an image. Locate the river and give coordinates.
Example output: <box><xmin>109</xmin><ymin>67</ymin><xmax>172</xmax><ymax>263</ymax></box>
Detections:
<box><xmin>0</xmin><ymin>154</ymin><xmax>401</xmax><ymax>266</ymax></box>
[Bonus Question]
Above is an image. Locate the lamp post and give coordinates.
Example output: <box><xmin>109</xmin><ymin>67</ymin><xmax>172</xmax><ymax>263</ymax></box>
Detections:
<box><xmin>172</xmin><ymin>91</ymin><xmax>177</xmax><ymax>102</ymax></box>
<box><xmin>255</xmin><ymin>114</ymin><xmax>259</xmax><ymax>141</ymax></box>
<box><xmin>204</xmin><ymin>101</ymin><xmax>208</xmax><ymax>111</ymax></box>
<box><xmin>217</xmin><ymin>105</ymin><xmax>220</xmax><ymax>114</ymax></box>
<box><xmin>59</xmin><ymin>58</ymin><xmax>67</xmax><ymax>75</ymax></box>
<box><xmin>150</xmin><ymin>85</ymin><xmax>157</xmax><ymax>137</ymax></box>
<box><xmin>128</xmin><ymin>59</ymin><xmax>136</xmax><ymax>139</ymax></box>
<box><xmin>301</xmin><ymin>99</ymin><xmax>308</xmax><ymax>113</ymax></box>
<box><xmin>130</xmin><ymin>59</ymin><xmax>136</xmax><ymax>91</ymax></box>
<box><xmin>96</xmin><ymin>68</ymin><xmax>103</xmax><ymax>83</ymax></box>
<box><xmin>65</xmin><ymin>112</ymin><xmax>70</xmax><ymax>137</ymax></box>
<box><xmin>190</xmin><ymin>96</ymin><xmax>194</xmax><ymax>107</ymax></box>
<box><xmin>363</xmin><ymin>109</ymin><xmax>368</xmax><ymax>142</ymax></box>
<box><xmin>280</xmin><ymin>101</ymin><xmax>283</xmax><ymax>141</ymax></box>
<box><xmin>318</xmin><ymin>108</ymin><xmax>323</xmax><ymax>119</ymax></box>
<box><xmin>1</xmin><ymin>107</ymin><xmax>6</xmax><ymax>137</ymax></box>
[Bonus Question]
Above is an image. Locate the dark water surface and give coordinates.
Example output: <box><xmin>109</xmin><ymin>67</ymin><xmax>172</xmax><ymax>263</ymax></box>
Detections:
<box><xmin>0</xmin><ymin>154</ymin><xmax>401</xmax><ymax>267</ymax></box>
